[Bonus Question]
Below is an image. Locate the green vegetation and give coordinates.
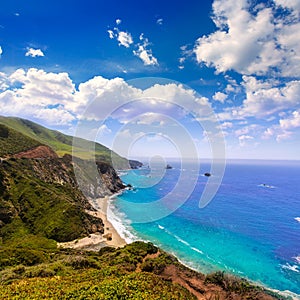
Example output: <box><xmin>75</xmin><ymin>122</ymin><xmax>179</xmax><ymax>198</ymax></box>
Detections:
<box><xmin>0</xmin><ymin>156</ymin><xmax>104</xmax><ymax>254</ymax></box>
<box><xmin>0</xmin><ymin>242</ymin><xmax>196</xmax><ymax>299</ymax></box>
<box><xmin>0</xmin><ymin>242</ymin><xmax>284</xmax><ymax>299</ymax></box>
<box><xmin>0</xmin><ymin>116</ymin><xmax>128</xmax><ymax>168</ymax></box>
<box><xmin>0</xmin><ymin>124</ymin><xmax>41</xmax><ymax>157</ymax></box>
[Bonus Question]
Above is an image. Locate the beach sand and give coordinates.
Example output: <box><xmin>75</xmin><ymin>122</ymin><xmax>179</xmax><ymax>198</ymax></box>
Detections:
<box><xmin>57</xmin><ymin>196</ymin><xmax>127</xmax><ymax>251</ymax></box>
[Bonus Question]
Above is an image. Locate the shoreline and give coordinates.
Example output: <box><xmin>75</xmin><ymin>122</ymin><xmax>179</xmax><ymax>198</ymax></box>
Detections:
<box><xmin>56</xmin><ymin>197</ymin><xmax>300</xmax><ymax>299</ymax></box>
<box><xmin>57</xmin><ymin>195</ymin><xmax>127</xmax><ymax>251</ymax></box>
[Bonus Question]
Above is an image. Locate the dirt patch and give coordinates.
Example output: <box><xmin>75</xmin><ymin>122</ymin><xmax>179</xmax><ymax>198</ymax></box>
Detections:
<box><xmin>13</xmin><ymin>145</ymin><xmax>58</xmax><ymax>159</ymax></box>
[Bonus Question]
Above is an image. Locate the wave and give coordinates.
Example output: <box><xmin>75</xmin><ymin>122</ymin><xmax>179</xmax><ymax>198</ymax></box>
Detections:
<box><xmin>294</xmin><ymin>256</ymin><xmax>300</xmax><ymax>264</ymax></box>
<box><xmin>157</xmin><ymin>223</ymin><xmax>204</xmax><ymax>254</ymax></box>
<box><xmin>191</xmin><ymin>247</ymin><xmax>204</xmax><ymax>254</ymax></box>
<box><xmin>295</xmin><ymin>217</ymin><xmax>300</xmax><ymax>223</ymax></box>
<box><xmin>107</xmin><ymin>198</ymin><xmax>138</xmax><ymax>244</ymax></box>
<box><xmin>117</xmin><ymin>171</ymin><xmax>128</xmax><ymax>176</ymax></box>
<box><xmin>282</xmin><ymin>263</ymin><xmax>300</xmax><ymax>273</ymax></box>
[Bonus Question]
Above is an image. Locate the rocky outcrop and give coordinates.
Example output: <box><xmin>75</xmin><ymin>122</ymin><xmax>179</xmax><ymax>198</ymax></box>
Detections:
<box><xmin>129</xmin><ymin>160</ymin><xmax>143</xmax><ymax>169</ymax></box>
<box><xmin>72</xmin><ymin>157</ymin><xmax>125</xmax><ymax>202</ymax></box>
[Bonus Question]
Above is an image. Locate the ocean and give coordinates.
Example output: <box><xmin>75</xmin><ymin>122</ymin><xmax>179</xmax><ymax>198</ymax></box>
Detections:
<box><xmin>108</xmin><ymin>160</ymin><xmax>300</xmax><ymax>297</ymax></box>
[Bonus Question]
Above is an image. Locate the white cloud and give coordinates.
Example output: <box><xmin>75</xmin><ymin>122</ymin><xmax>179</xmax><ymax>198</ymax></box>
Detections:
<box><xmin>279</xmin><ymin>110</ymin><xmax>300</xmax><ymax>129</ymax></box>
<box><xmin>133</xmin><ymin>45</ymin><xmax>158</xmax><ymax>66</ymax></box>
<box><xmin>73</xmin><ymin>75</ymin><xmax>142</xmax><ymax>121</ymax></box>
<box><xmin>0</xmin><ymin>72</ymin><xmax>9</xmax><ymax>91</ymax></box>
<box><xmin>98</xmin><ymin>124</ymin><xmax>112</xmax><ymax>136</ymax></box>
<box><xmin>241</xmin><ymin>76</ymin><xmax>300</xmax><ymax>117</ymax></box>
<box><xmin>25</xmin><ymin>48</ymin><xmax>45</xmax><ymax>58</ymax></box>
<box><xmin>0</xmin><ymin>46</ymin><xmax>2</xmax><ymax>57</ymax></box>
<box><xmin>0</xmin><ymin>68</ymin><xmax>75</xmax><ymax>126</ymax></box>
<box><xmin>274</xmin><ymin>0</ymin><xmax>300</xmax><ymax>12</ymax></box>
<box><xmin>133</xmin><ymin>35</ymin><xmax>158</xmax><ymax>66</ymax></box>
<box><xmin>117</xmin><ymin>31</ymin><xmax>133</xmax><ymax>48</ymax></box>
<box><xmin>238</xmin><ymin>134</ymin><xmax>254</xmax><ymax>146</ymax></box>
<box><xmin>135</xmin><ymin>112</ymin><xmax>169</xmax><ymax>126</ymax></box>
<box><xmin>0</xmin><ymin>67</ymin><xmax>218</xmax><ymax>145</ymax></box>
<box><xmin>221</xmin><ymin>122</ymin><xmax>233</xmax><ymax>129</ymax></box>
<box><xmin>179</xmin><ymin>57</ymin><xmax>185</xmax><ymax>64</ymax></box>
<box><xmin>276</xmin><ymin>131</ymin><xmax>292</xmax><ymax>142</ymax></box>
<box><xmin>219</xmin><ymin>76</ymin><xmax>300</xmax><ymax>120</ymax></box>
<box><xmin>107</xmin><ymin>22</ymin><xmax>159</xmax><ymax>66</ymax></box>
<box><xmin>107</xmin><ymin>30</ymin><xmax>115</xmax><ymax>39</ymax></box>
<box><xmin>156</xmin><ymin>18</ymin><xmax>163</xmax><ymax>25</ymax></box>
<box><xmin>116</xmin><ymin>19</ymin><xmax>122</xmax><ymax>25</ymax></box>
<box><xmin>213</xmin><ymin>91</ymin><xmax>227</xmax><ymax>103</ymax></box>
<box><xmin>194</xmin><ymin>0</ymin><xmax>300</xmax><ymax>77</ymax></box>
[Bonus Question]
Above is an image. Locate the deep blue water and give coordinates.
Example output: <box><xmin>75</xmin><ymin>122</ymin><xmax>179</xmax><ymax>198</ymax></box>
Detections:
<box><xmin>108</xmin><ymin>160</ymin><xmax>300</xmax><ymax>297</ymax></box>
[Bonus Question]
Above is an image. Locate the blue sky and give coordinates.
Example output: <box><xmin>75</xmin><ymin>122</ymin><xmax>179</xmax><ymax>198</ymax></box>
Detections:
<box><xmin>0</xmin><ymin>0</ymin><xmax>300</xmax><ymax>160</ymax></box>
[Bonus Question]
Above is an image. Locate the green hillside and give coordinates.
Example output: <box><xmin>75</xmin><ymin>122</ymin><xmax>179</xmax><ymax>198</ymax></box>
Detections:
<box><xmin>0</xmin><ymin>116</ymin><xmax>128</xmax><ymax>168</ymax></box>
<box><xmin>0</xmin><ymin>124</ymin><xmax>42</xmax><ymax>157</ymax></box>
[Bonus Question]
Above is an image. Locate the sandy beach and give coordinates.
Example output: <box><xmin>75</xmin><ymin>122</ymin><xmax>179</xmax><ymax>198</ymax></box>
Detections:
<box><xmin>57</xmin><ymin>196</ymin><xmax>127</xmax><ymax>251</ymax></box>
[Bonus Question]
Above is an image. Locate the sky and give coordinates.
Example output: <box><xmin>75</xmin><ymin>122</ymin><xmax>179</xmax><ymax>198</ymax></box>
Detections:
<box><xmin>0</xmin><ymin>0</ymin><xmax>300</xmax><ymax>160</ymax></box>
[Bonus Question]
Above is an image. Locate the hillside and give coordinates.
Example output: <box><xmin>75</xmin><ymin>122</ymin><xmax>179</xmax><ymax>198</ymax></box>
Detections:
<box><xmin>0</xmin><ymin>116</ymin><xmax>129</xmax><ymax>169</ymax></box>
<box><xmin>0</xmin><ymin>154</ymin><xmax>125</xmax><ymax>245</ymax></box>
<box><xmin>0</xmin><ymin>242</ymin><xmax>282</xmax><ymax>300</ymax></box>
<box><xmin>0</xmin><ymin>124</ymin><xmax>42</xmax><ymax>157</ymax></box>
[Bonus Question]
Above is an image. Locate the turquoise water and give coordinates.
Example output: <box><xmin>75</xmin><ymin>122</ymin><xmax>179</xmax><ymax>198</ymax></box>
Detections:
<box><xmin>108</xmin><ymin>160</ymin><xmax>300</xmax><ymax>297</ymax></box>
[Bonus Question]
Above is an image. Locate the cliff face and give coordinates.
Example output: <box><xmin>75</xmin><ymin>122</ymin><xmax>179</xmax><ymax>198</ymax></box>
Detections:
<box><xmin>0</xmin><ymin>146</ymin><xmax>125</xmax><ymax>243</ymax></box>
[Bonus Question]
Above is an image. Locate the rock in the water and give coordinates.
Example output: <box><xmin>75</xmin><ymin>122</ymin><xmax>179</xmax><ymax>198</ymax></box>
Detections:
<box><xmin>129</xmin><ymin>160</ymin><xmax>143</xmax><ymax>169</ymax></box>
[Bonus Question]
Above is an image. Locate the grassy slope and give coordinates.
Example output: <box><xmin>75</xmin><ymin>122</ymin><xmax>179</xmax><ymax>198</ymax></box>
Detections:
<box><xmin>0</xmin><ymin>124</ymin><xmax>42</xmax><ymax>157</ymax></box>
<box><xmin>0</xmin><ymin>116</ymin><xmax>128</xmax><ymax>167</ymax></box>
<box><xmin>0</xmin><ymin>242</ymin><xmax>283</xmax><ymax>300</ymax></box>
<box><xmin>0</xmin><ymin>157</ymin><xmax>104</xmax><ymax>246</ymax></box>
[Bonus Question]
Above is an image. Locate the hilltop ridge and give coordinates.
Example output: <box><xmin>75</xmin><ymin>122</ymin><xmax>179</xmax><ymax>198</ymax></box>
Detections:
<box><xmin>0</xmin><ymin>116</ymin><xmax>130</xmax><ymax>169</ymax></box>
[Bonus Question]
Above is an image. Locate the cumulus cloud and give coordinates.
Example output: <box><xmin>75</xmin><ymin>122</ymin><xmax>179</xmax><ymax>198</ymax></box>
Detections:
<box><xmin>279</xmin><ymin>110</ymin><xmax>300</xmax><ymax>129</ymax></box>
<box><xmin>117</xmin><ymin>31</ymin><xmax>133</xmax><ymax>48</ymax></box>
<box><xmin>194</xmin><ymin>0</ymin><xmax>300</xmax><ymax>77</ymax></box>
<box><xmin>25</xmin><ymin>48</ymin><xmax>45</xmax><ymax>57</ymax></box>
<box><xmin>107</xmin><ymin>23</ymin><xmax>133</xmax><ymax>48</ymax></box>
<box><xmin>133</xmin><ymin>35</ymin><xmax>158</xmax><ymax>66</ymax></box>
<box><xmin>219</xmin><ymin>76</ymin><xmax>300</xmax><ymax>120</ymax></box>
<box><xmin>107</xmin><ymin>22</ymin><xmax>158</xmax><ymax>66</ymax></box>
<box><xmin>74</xmin><ymin>77</ymin><xmax>211</xmax><ymax>124</ymax></box>
<box><xmin>0</xmin><ymin>68</ymin><xmax>75</xmax><ymax>125</ymax></box>
<box><xmin>0</xmin><ymin>67</ymin><xmax>220</xmax><ymax>154</ymax></box>
<box><xmin>213</xmin><ymin>92</ymin><xmax>227</xmax><ymax>103</ymax></box>
<box><xmin>241</xmin><ymin>76</ymin><xmax>300</xmax><ymax>117</ymax></box>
